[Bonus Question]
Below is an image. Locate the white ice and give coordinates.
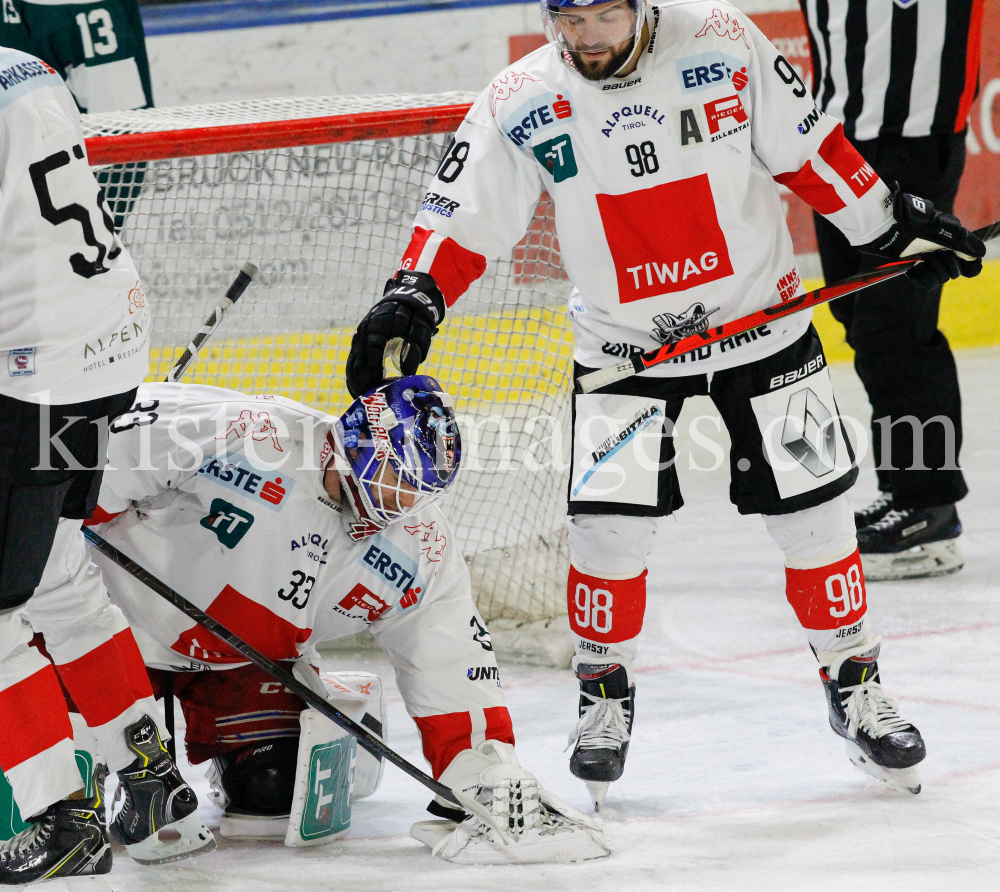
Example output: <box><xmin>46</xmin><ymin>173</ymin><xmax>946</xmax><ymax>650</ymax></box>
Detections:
<box><xmin>91</xmin><ymin>349</ymin><xmax>1000</xmax><ymax>891</ymax></box>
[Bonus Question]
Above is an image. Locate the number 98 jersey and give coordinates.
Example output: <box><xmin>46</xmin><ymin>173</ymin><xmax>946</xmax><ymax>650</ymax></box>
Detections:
<box><xmin>0</xmin><ymin>48</ymin><xmax>149</xmax><ymax>403</ymax></box>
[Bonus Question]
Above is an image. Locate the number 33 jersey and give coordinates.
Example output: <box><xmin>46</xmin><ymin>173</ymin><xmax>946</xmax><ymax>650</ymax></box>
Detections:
<box><xmin>90</xmin><ymin>383</ymin><xmax>472</xmax><ymax>674</ymax></box>
<box><xmin>400</xmin><ymin>0</ymin><xmax>894</xmax><ymax>376</ymax></box>
<box><xmin>0</xmin><ymin>48</ymin><xmax>148</xmax><ymax>402</ymax></box>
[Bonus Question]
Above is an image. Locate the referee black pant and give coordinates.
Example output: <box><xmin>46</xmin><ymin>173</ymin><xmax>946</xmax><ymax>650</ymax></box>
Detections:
<box><xmin>813</xmin><ymin>131</ymin><xmax>968</xmax><ymax>510</ymax></box>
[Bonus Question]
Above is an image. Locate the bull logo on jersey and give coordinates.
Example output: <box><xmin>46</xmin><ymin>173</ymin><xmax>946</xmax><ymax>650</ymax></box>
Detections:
<box><xmin>217</xmin><ymin>410</ymin><xmax>284</xmax><ymax>453</ymax></box>
<box><xmin>490</xmin><ymin>71</ymin><xmax>539</xmax><ymax>116</ymax></box>
<box><xmin>650</xmin><ymin>303</ymin><xmax>720</xmax><ymax>346</ymax></box>
<box><xmin>695</xmin><ymin>8</ymin><xmax>750</xmax><ymax>48</ymax></box>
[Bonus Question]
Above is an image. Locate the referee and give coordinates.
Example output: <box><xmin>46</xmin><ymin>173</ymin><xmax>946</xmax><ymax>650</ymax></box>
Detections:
<box><xmin>799</xmin><ymin>0</ymin><xmax>984</xmax><ymax>581</ymax></box>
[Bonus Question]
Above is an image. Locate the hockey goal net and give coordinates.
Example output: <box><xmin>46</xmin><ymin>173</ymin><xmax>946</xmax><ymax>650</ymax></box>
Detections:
<box><xmin>82</xmin><ymin>94</ymin><xmax>573</xmax><ymax>660</ymax></box>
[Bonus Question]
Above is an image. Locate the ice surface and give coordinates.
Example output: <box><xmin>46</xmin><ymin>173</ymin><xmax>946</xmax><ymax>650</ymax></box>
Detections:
<box><xmin>93</xmin><ymin>349</ymin><xmax>1000</xmax><ymax>891</ymax></box>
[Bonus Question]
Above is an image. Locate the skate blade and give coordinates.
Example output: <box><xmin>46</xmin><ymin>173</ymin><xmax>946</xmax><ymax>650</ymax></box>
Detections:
<box><xmin>585</xmin><ymin>782</ymin><xmax>609</xmax><ymax>812</ymax></box>
<box><xmin>862</xmin><ymin>540</ymin><xmax>963</xmax><ymax>581</ymax></box>
<box><xmin>63</xmin><ymin>879</ymin><xmax>113</xmax><ymax>892</ymax></box>
<box><xmin>125</xmin><ymin>812</ymin><xmax>217</xmax><ymax>865</ymax></box>
<box><xmin>845</xmin><ymin>741</ymin><xmax>921</xmax><ymax>794</ymax></box>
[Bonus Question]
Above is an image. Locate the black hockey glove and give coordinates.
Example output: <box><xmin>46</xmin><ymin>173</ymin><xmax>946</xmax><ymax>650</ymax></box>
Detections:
<box><xmin>860</xmin><ymin>187</ymin><xmax>986</xmax><ymax>290</ymax></box>
<box><xmin>345</xmin><ymin>270</ymin><xmax>446</xmax><ymax>398</ymax></box>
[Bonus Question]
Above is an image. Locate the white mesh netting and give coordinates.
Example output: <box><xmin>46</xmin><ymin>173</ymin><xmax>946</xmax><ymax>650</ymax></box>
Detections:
<box><xmin>83</xmin><ymin>95</ymin><xmax>574</xmax><ymax>637</ymax></box>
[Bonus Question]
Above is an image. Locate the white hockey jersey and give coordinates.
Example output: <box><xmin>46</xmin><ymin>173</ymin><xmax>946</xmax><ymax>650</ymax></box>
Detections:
<box><xmin>399</xmin><ymin>0</ymin><xmax>894</xmax><ymax>375</ymax></box>
<box><xmin>90</xmin><ymin>384</ymin><xmax>511</xmax><ymax>774</ymax></box>
<box><xmin>0</xmin><ymin>48</ymin><xmax>149</xmax><ymax>403</ymax></box>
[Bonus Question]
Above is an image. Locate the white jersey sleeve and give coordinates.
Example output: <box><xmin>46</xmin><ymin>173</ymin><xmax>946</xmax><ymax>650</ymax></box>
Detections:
<box><xmin>0</xmin><ymin>49</ymin><xmax>150</xmax><ymax>403</ymax></box>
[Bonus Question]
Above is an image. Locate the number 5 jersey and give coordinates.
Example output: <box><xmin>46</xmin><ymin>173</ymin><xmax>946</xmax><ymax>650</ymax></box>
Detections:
<box><xmin>0</xmin><ymin>48</ymin><xmax>149</xmax><ymax>403</ymax></box>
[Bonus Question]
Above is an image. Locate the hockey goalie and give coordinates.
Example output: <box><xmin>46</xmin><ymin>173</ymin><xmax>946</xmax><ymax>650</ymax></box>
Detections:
<box><xmin>84</xmin><ymin>376</ymin><xmax>609</xmax><ymax>864</ymax></box>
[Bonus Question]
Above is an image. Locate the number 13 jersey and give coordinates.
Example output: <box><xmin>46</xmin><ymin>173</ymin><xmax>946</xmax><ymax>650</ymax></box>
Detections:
<box><xmin>0</xmin><ymin>47</ymin><xmax>149</xmax><ymax>403</ymax></box>
<box><xmin>399</xmin><ymin>0</ymin><xmax>895</xmax><ymax>376</ymax></box>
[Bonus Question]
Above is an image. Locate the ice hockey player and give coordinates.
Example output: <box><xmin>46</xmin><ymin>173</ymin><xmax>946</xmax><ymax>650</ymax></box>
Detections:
<box><xmin>86</xmin><ymin>376</ymin><xmax>610</xmax><ymax>863</ymax></box>
<box><xmin>343</xmin><ymin>0</ymin><xmax>986</xmax><ymax>809</ymax></box>
<box><xmin>0</xmin><ymin>48</ymin><xmax>211</xmax><ymax>885</ymax></box>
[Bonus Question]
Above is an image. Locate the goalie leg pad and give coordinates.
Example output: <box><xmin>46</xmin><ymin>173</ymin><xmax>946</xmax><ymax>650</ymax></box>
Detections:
<box><xmin>282</xmin><ymin>707</ymin><xmax>355</xmax><ymax>848</ymax></box>
<box><xmin>319</xmin><ymin>671</ymin><xmax>386</xmax><ymax>801</ymax></box>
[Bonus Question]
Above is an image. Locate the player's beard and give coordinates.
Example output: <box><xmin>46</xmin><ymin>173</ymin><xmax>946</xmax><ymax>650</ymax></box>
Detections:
<box><xmin>569</xmin><ymin>37</ymin><xmax>637</xmax><ymax>81</ymax></box>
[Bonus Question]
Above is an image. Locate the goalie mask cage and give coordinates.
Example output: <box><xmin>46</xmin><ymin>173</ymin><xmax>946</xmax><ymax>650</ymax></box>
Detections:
<box><xmin>82</xmin><ymin>94</ymin><xmax>574</xmax><ymax>660</ymax></box>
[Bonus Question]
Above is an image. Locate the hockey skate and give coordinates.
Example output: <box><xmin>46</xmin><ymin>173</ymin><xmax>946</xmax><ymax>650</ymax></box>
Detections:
<box><xmin>0</xmin><ymin>765</ymin><xmax>111</xmax><ymax>887</ymax></box>
<box><xmin>857</xmin><ymin>503</ymin><xmax>963</xmax><ymax>581</ymax></box>
<box><xmin>821</xmin><ymin>639</ymin><xmax>925</xmax><ymax>794</ymax></box>
<box><xmin>411</xmin><ymin>741</ymin><xmax>610</xmax><ymax>864</ymax></box>
<box><xmin>110</xmin><ymin>715</ymin><xmax>216</xmax><ymax>864</ymax></box>
<box><xmin>567</xmin><ymin>663</ymin><xmax>634</xmax><ymax>811</ymax></box>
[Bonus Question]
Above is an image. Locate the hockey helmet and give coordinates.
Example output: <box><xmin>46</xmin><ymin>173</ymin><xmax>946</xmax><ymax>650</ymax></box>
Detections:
<box><xmin>541</xmin><ymin>0</ymin><xmax>646</xmax><ymax>71</ymax></box>
<box><xmin>334</xmin><ymin>376</ymin><xmax>461</xmax><ymax>538</ymax></box>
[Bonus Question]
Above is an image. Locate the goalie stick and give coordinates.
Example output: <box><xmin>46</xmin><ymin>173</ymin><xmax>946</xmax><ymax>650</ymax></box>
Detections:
<box><xmin>81</xmin><ymin>527</ymin><xmax>511</xmax><ymax>842</ymax></box>
<box><xmin>165</xmin><ymin>261</ymin><xmax>258</xmax><ymax>383</ymax></box>
<box><xmin>577</xmin><ymin>220</ymin><xmax>1000</xmax><ymax>394</ymax></box>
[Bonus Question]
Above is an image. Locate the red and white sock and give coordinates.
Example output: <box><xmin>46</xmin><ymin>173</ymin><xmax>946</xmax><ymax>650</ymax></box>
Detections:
<box><xmin>785</xmin><ymin>546</ymin><xmax>871</xmax><ymax>654</ymax></box>
<box><xmin>567</xmin><ymin>563</ymin><xmax>647</xmax><ymax>668</ymax></box>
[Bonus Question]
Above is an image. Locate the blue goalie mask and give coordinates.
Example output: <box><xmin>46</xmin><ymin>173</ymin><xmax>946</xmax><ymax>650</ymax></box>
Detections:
<box><xmin>335</xmin><ymin>376</ymin><xmax>461</xmax><ymax>539</ymax></box>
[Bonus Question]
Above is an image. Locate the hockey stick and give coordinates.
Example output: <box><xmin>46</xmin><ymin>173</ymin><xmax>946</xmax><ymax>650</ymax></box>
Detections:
<box><xmin>81</xmin><ymin>527</ymin><xmax>509</xmax><ymax>840</ymax></box>
<box><xmin>577</xmin><ymin>220</ymin><xmax>1000</xmax><ymax>394</ymax></box>
<box><xmin>165</xmin><ymin>261</ymin><xmax>259</xmax><ymax>383</ymax></box>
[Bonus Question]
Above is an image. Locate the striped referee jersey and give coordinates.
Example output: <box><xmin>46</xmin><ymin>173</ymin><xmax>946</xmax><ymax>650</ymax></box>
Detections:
<box><xmin>799</xmin><ymin>0</ymin><xmax>984</xmax><ymax>140</ymax></box>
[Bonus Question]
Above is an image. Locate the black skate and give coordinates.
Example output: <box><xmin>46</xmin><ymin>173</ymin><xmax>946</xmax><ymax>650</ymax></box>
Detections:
<box><xmin>821</xmin><ymin>640</ymin><xmax>925</xmax><ymax>794</ymax></box>
<box><xmin>0</xmin><ymin>765</ymin><xmax>111</xmax><ymax>886</ymax></box>
<box><xmin>854</xmin><ymin>491</ymin><xmax>894</xmax><ymax>530</ymax></box>
<box><xmin>110</xmin><ymin>715</ymin><xmax>216</xmax><ymax>864</ymax></box>
<box><xmin>567</xmin><ymin>663</ymin><xmax>634</xmax><ymax>811</ymax></box>
<box><xmin>857</xmin><ymin>503</ymin><xmax>963</xmax><ymax>580</ymax></box>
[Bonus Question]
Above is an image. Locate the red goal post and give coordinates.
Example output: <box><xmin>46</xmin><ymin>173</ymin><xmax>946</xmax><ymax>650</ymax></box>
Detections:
<box><xmin>81</xmin><ymin>95</ymin><xmax>574</xmax><ymax>662</ymax></box>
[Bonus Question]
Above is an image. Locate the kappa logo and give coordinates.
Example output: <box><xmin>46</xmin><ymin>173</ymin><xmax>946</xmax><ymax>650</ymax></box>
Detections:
<box><xmin>695</xmin><ymin>8</ymin><xmax>750</xmax><ymax>48</ymax></box>
<box><xmin>217</xmin><ymin>410</ymin><xmax>283</xmax><ymax>453</ymax></box>
<box><xmin>471</xmin><ymin>616</ymin><xmax>493</xmax><ymax>652</ymax></box>
<box><xmin>490</xmin><ymin>71</ymin><xmax>540</xmax><ymax>116</ymax></box>
<box><xmin>404</xmin><ymin>521</ymin><xmax>447</xmax><ymax>562</ymax></box>
<box><xmin>651</xmin><ymin>302</ymin><xmax>720</xmax><ymax>346</ymax></box>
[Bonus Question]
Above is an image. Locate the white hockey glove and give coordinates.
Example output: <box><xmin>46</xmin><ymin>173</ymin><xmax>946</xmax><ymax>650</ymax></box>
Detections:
<box><xmin>410</xmin><ymin>740</ymin><xmax>611</xmax><ymax>864</ymax></box>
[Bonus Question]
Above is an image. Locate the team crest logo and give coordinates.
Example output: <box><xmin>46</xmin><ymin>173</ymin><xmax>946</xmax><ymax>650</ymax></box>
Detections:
<box><xmin>651</xmin><ymin>303</ymin><xmax>719</xmax><ymax>345</ymax></box>
<box><xmin>695</xmin><ymin>8</ymin><xmax>750</xmax><ymax>48</ymax></box>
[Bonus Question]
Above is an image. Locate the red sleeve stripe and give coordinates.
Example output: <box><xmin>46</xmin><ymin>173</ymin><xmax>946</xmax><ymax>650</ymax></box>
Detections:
<box><xmin>955</xmin><ymin>0</ymin><xmax>986</xmax><ymax>133</ymax></box>
<box><xmin>399</xmin><ymin>227</ymin><xmax>488</xmax><ymax>307</ymax></box>
<box><xmin>774</xmin><ymin>161</ymin><xmax>846</xmax><ymax>216</ymax></box>
<box><xmin>84</xmin><ymin>505</ymin><xmax>122</xmax><ymax>526</ymax></box>
<box><xmin>0</xmin><ymin>666</ymin><xmax>73</xmax><ymax>770</ymax></box>
<box><xmin>412</xmin><ymin>707</ymin><xmax>514</xmax><ymax>779</ymax></box>
<box><xmin>817</xmin><ymin>126</ymin><xmax>878</xmax><ymax>198</ymax></box>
